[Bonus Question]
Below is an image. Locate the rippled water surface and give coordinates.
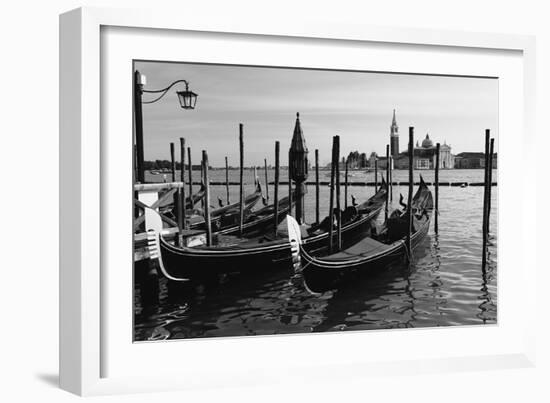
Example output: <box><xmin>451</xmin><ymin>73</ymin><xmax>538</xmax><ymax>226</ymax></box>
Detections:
<box><xmin>134</xmin><ymin>169</ymin><xmax>497</xmax><ymax>341</ymax></box>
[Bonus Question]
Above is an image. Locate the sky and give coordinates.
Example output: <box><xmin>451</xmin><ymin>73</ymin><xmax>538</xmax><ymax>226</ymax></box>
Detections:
<box><xmin>135</xmin><ymin>61</ymin><xmax>498</xmax><ymax>167</ymax></box>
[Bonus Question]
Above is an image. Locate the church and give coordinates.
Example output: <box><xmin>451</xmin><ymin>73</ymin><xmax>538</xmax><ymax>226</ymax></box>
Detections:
<box><xmin>372</xmin><ymin>110</ymin><xmax>454</xmax><ymax>170</ymax></box>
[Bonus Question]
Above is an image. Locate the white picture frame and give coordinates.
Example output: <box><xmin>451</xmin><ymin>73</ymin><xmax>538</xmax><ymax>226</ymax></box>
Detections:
<box><xmin>59</xmin><ymin>7</ymin><xmax>537</xmax><ymax>396</ymax></box>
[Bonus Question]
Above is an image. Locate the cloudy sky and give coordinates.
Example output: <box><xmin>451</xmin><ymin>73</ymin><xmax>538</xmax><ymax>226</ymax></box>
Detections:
<box><xmin>135</xmin><ymin>61</ymin><xmax>498</xmax><ymax>167</ymax></box>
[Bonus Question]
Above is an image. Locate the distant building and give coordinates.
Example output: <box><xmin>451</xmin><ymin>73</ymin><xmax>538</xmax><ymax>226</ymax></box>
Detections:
<box><xmin>392</xmin><ymin>134</ymin><xmax>454</xmax><ymax>170</ymax></box>
<box><xmin>454</xmin><ymin>152</ymin><xmax>497</xmax><ymax>169</ymax></box>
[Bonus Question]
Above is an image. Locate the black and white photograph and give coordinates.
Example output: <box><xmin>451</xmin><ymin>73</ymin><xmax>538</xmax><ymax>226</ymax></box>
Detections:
<box><xmin>133</xmin><ymin>61</ymin><xmax>498</xmax><ymax>341</ymax></box>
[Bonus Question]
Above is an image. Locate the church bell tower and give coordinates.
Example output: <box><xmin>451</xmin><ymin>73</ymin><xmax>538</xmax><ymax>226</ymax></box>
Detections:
<box><xmin>390</xmin><ymin>109</ymin><xmax>399</xmax><ymax>157</ymax></box>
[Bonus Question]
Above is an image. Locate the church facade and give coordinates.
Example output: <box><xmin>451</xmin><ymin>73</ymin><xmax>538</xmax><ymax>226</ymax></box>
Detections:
<box><xmin>380</xmin><ymin>110</ymin><xmax>455</xmax><ymax>170</ymax></box>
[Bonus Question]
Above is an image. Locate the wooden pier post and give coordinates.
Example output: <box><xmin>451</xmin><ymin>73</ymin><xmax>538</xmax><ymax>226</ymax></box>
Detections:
<box><xmin>170</xmin><ymin>142</ymin><xmax>177</xmax><ymax>182</ymax></box>
<box><xmin>482</xmin><ymin>129</ymin><xmax>491</xmax><ymax>269</ymax></box>
<box><xmin>344</xmin><ymin>158</ymin><xmax>349</xmax><ymax>209</ymax></box>
<box><xmin>187</xmin><ymin>147</ymin><xmax>192</xmax><ymax>199</ymax></box>
<box><xmin>328</xmin><ymin>136</ymin><xmax>336</xmax><ymax>253</ymax></box>
<box><xmin>225</xmin><ymin>156</ymin><xmax>230</xmax><ymax>205</ymax></box>
<box><xmin>335</xmin><ymin>136</ymin><xmax>342</xmax><ymax>251</ymax></box>
<box><xmin>239</xmin><ymin>123</ymin><xmax>245</xmax><ymax>237</ymax></box>
<box><xmin>487</xmin><ymin>138</ymin><xmax>495</xmax><ymax>234</ymax></box>
<box><xmin>264</xmin><ymin>158</ymin><xmax>269</xmax><ymax>202</ymax></box>
<box><xmin>274</xmin><ymin>141</ymin><xmax>280</xmax><ymax>233</ymax></box>
<box><xmin>385</xmin><ymin>144</ymin><xmax>390</xmax><ymax>221</ymax></box>
<box><xmin>254</xmin><ymin>166</ymin><xmax>258</xmax><ymax>187</ymax></box>
<box><xmin>200</xmin><ymin>161</ymin><xmax>205</xmax><ymax>210</ymax></box>
<box><xmin>435</xmin><ymin>142</ymin><xmax>440</xmax><ymax>234</ymax></box>
<box><xmin>406</xmin><ymin>127</ymin><xmax>414</xmax><ymax>261</ymax></box>
<box><xmin>179</xmin><ymin>138</ymin><xmax>187</xmax><ymax>230</ymax></box>
<box><xmin>288</xmin><ymin>150</ymin><xmax>293</xmax><ymax>217</ymax></box>
<box><xmin>202</xmin><ymin>150</ymin><xmax>212</xmax><ymax>246</ymax></box>
<box><xmin>374</xmin><ymin>158</ymin><xmax>378</xmax><ymax>192</ymax></box>
<box><xmin>389</xmin><ymin>156</ymin><xmax>393</xmax><ymax>201</ymax></box>
<box><xmin>315</xmin><ymin>149</ymin><xmax>320</xmax><ymax>224</ymax></box>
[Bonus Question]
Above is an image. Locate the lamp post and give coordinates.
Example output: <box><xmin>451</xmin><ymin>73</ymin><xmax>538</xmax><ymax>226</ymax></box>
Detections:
<box><xmin>288</xmin><ymin>112</ymin><xmax>309</xmax><ymax>224</ymax></box>
<box><xmin>133</xmin><ymin>70</ymin><xmax>198</xmax><ymax>183</ymax></box>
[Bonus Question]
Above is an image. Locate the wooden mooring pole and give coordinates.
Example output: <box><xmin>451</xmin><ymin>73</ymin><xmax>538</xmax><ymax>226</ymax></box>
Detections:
<box><xmin>274</xmin><ymin>141</ymin><xmax>280</xmax><ymax>233</ymax></box>
<box><xmin>202</xmin><ymin>150</ymin><xmax>212</xmax><ymax>246</ymax></box>
<box><xmin>344</xmin><ymin>158</ymin><xmax>349</xmax><ymax>209</ymax></box>
<box><xmin>239</xmin><ymin>124</ymin><xmax>245</xmax><ymax>237</ymax></box>
<box><xmin>389</xmin><ymin>156</ymin><xmax>393</xmax><ymax>201</ymax></box>
<box><xmin>482</xmin><ymin>129</ymin><xmax>491</xmax><ymax>269</ymax></box>
<box><xmin>187</xmin><ymin>147</ymin><xmax>193</xmax><ymax>199</ymax></box>
<box><xmin>406</xmin><ymin>127</ymin><xmax>414</xmax><ymax>261</ymax></box>
<box><xmin>180</xmin><ymin>138</ymin><xmax>187</xmax><ymax>230</ymax></box>
<box><xmin>315</xmin><ymin>149</ymin><xmax>320</xmax><ymax>224</ymax></box>
<box><xmin>170</xmin><ymin>142</ymin><xmax>177</xmax><ymax>182</ymax></box>
<box><xmin>374</xmin><ymin>158</ymin><xmax>378</xmax><ymax>192</ymax></box>
<box><xmin>487</xmin><ymin>138</ymin><xmax>495</xmax><ymax>234</ymax></box>
<box><xmin>288</xmin><ymin>150</ymin><xmax>293</xmax><ymax>216</ymax></box>
<box><xmin>435</xmin><ymin>142</ymin><xmax>440</xmax><ymax>234</ymax></box>
<box><xmin>225</xmin><ymin>156</ymin><xmax>230</xmax><ymax>205</ymax></box>
<box><xmin>335</xmin><ymin>136</ymin><xmax>342</xmax><ymax>251</ymax></box>
<box><xmin>328</xmin><ymin>136</ymin><xmax>337</xmax><ymax>254</ymax></box>
<box><xmin>264</xmin><ymin>158</ymin><xmax>269</xmax><ymax>202</ymax></box>
<box><xmin>385</xmin><ymin>144</ymin><xmax>390</xmax><ymax>221</ymax></box>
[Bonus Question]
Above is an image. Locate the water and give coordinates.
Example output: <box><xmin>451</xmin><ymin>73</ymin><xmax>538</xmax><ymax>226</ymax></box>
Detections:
<box><xmin>134</xmin><ymin>169</ymin><xmax>497</xmax><ymax>341</ymax></box>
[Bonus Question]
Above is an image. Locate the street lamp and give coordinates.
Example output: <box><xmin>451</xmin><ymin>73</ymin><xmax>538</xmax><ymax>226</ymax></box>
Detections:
<box><xmin>133</xmin><ymin>69</ymin><xmax>198</xmax><ymax>183</ymax></box>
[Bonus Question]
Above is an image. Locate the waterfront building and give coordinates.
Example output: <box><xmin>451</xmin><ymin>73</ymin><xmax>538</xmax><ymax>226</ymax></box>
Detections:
<box><xmin>392</xmin><ymin>134</ymin><xmax>454</xmax><ymax>170</ymax></box>
<box><xmin>454</xmin><ymin>152</ymin><xmax>498</xmax><ymax>169</ymax></box>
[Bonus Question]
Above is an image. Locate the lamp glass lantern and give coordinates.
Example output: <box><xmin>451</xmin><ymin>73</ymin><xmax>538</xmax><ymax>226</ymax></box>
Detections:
<box><xmin>176</xmin><ymin>85</ymin><xmax>198</xmax><ymax>110</ymax></box>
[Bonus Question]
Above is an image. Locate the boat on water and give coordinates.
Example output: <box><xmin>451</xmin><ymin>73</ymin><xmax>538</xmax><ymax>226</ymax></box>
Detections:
<box><xmin>159</xmin><ymin>184</ymin><xmax>206</xmax><ymax>216</ymax></box>
<box><xmin>187</xmin><ymin>182</ymin><xmax>264</xmax><ymax>232</ymax></box>
<box><xmin>290</xmin><ymin>176</ymin><xmax>433</xmax><ymax>293</ymax></box>
<box><xmin>147</xmin><ymin>182</ymin><xmax>387</xmax><ymax>281</ymax></box>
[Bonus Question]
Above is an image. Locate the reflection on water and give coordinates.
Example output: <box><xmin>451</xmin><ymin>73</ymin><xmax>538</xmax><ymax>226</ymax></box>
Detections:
<box><xmin>134</xmin><ymin>169</ymin><xmax>497</xmax><ymax>341</ymax></box>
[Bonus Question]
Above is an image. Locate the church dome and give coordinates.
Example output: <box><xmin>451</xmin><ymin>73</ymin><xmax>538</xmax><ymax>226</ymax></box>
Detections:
<box><xmin>421</xmin><ymin>134</ymin><xmax>433</xmax><ymax>148</ymax></box>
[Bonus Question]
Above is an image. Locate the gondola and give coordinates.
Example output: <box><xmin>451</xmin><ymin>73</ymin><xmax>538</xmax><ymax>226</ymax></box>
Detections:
<box><xmin>216</xmin><ymin>191</ymin><xmax>295</xmax><ymax>237</ymax></box>
<box><xmin>159</xmin><ymin>184</ymin><xmax>207</xmax><ymax>216</ymax></box>
<box><xmin>290</xmin><ymin>176</ymin><xmax>433</xmax><ymax>293</ymax></box>
<box><xmin>187</xmin><ymin>182</ymin><xmax>264</xmax><ymax>232</ymax></box>
<box><xmin>147</xmin><ymin>182</ymin><xmax>387</xmax><ymax>281</ymax></box>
